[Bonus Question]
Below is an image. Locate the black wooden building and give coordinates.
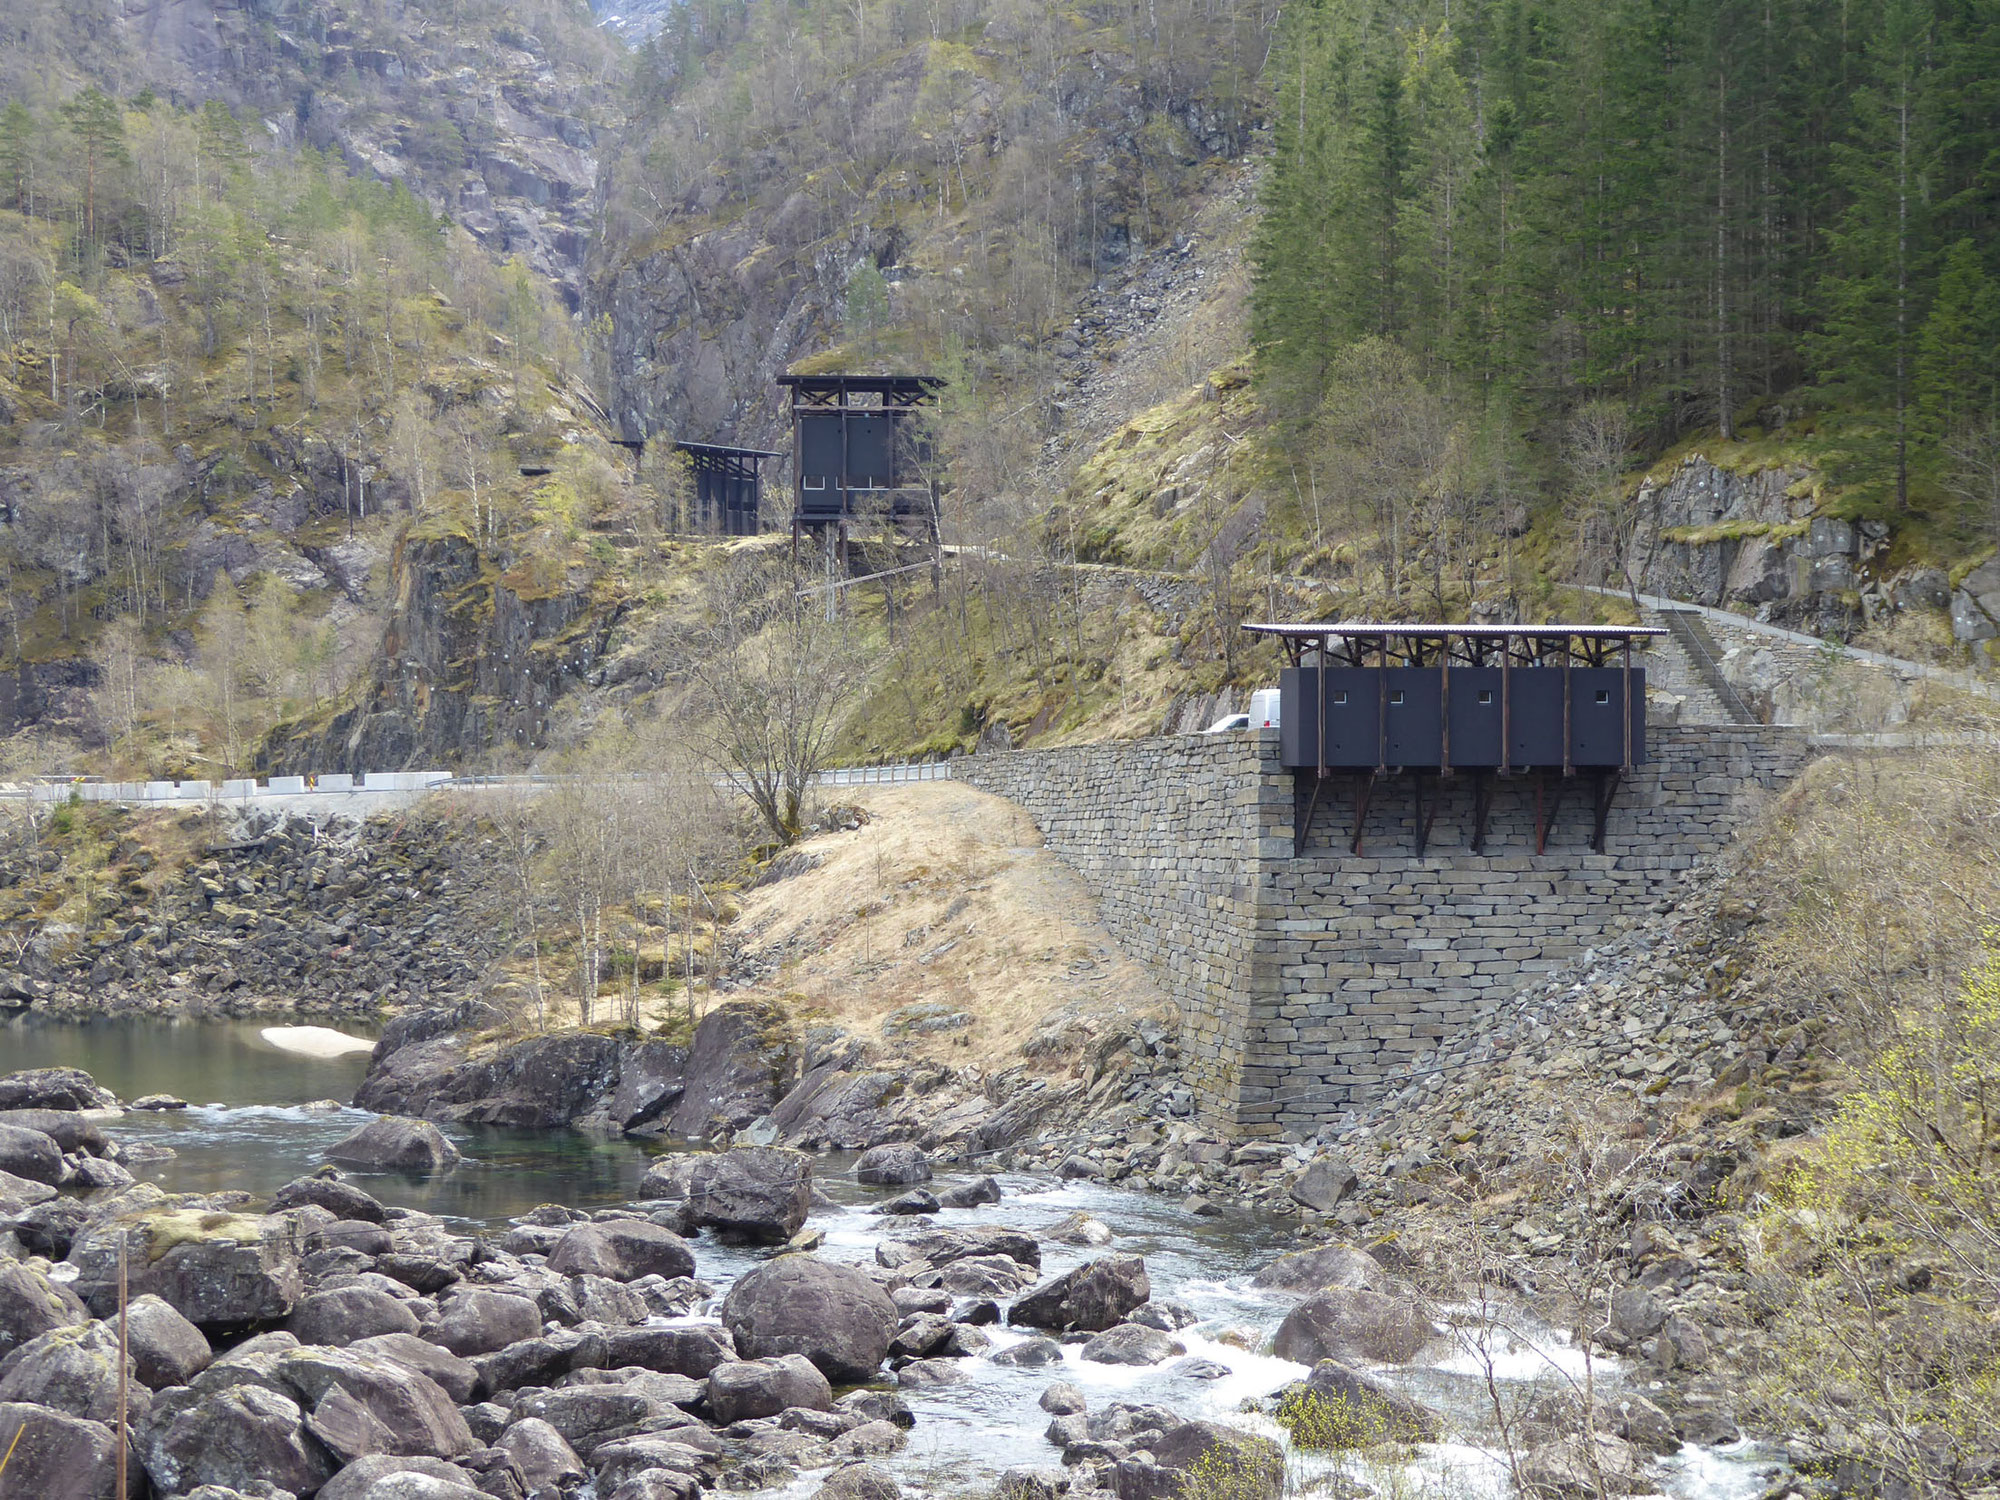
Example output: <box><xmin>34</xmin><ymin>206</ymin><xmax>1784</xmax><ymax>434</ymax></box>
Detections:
<box><xmin>1245</xmin><ymin>623</ymin><xmax>1666</xmax><ymax>855</ymax></box>
<box><xmin>777</xmin><ymin>373</ymin><xmax>943</xmax><ymax>533</ymax></box>
<box><xmin>675</xmin><ymin>441</ymin><xmax>779</xmax><ymax>536</ymax></box>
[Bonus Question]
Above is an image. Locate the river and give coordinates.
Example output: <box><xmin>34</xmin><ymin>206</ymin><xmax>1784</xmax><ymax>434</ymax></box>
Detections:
<box><xmin>3</xmin><ymin>1019</ymin><xmax>1783</xmax><ymax>1499</ymax></box>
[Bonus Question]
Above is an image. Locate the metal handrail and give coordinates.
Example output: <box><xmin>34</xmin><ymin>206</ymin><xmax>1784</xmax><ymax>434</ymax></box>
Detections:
<box><xmin>1660</xmin><ymin>610</ymin><xmax>1758</xmax><ymax>724</ymax></box>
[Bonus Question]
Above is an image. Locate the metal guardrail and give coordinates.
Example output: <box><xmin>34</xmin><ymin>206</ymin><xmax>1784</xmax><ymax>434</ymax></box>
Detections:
<box><xmin>2</xmin><ymin>760</ymin><xmax>960</xmax><ymax>806</ymax></box>
<box><xmin>815</xmin><ymin>760</ymin><xmax>954</xmax><ymax>786</ymax></box>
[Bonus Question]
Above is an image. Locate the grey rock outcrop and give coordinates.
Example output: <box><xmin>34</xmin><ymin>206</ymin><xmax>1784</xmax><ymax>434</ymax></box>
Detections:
<box><xmin>0</xmin><ymin>1122</ymin><xmax>64</xmax><ymax>1186</ymax></box>
<box><xmin>125</xmin><ymin>1294</ymin><xmax>214</xmax><ymax>1388</ymax></box>
<box><xmin>325</xmin><ymin>1116</ymin><xmax>461</xmax><ymax>1174</ymax></box>
<box><xmin>0</xmin><ymin>1320</ymin><xmax>145</xmax><ymax>1425</ymax></box>
<box><xmin>0</xmin><ymin>1262</ymin><xmax>88</xmax><ymax>1358</ymax></box>
<box><xmin>547</xmin><ymin>1219</ymin><xmax>696</xmax><ymax>1281</ymax></box>
<box><xmin>69</xmin><ymin>1209</ymin><xmax>303</xmax><ymax>1330</ymax></box>
<box><xmin>139</xmin><ymin>1384</ymin><xmax>340</xmax><ymax>1498</ymax></box>
<box><xmin>721</xmin><ymin>1255</ymin><xmax>898</xmax><ymax>1381</ymax></box>
<box><xmin>286</xmin><ymin>1286</ymin><xmax>422</xmax><ymax>1347</ymax></box>
<box><xmin>1009</xmin><ymin>1256</ymin><xmax>1150</xmax><ymax>1332</ymax></box>
<box><xmin>1270</xmin><ymin>1287</ymin><xmax>1433</xmax><ymax>1366</ymax></box>
<box><xmin>430</xmin><ymin>1290</ymin><xmax>543</xmax><ymax>1358</ymax></box>
<box><xmin>1250</xmin><ymin>1243</ymin><xmax>1396</xmax><ymax>1295</ymax></box>
<box><xmin>0</xmin><ymin>1401</ymin><xmax>128</xmax><ymax>1500</ymax></box>
<box><xmin>1111</xmin><ymin>1421</ymin><xmax>1284</xmax><ymax>1500</ymax></box>
<box><xmin>1286</xmin><ymin>1359</ymin><xmax>1441</xmax><ymax>1444</ymax></box>
<box><xmin>854</xmin><ymin>1143</ymin><xmax>932</xmax><ymax>1185</ymax></box>
<box><xmin>682</xmin><ymin>1147</ymin><xmax>812</xmax><ymax>1244</ymax></box>
<box><xmin>707</xmin><ymin>1353</ymin><xmax>834</xmax><ymax>1423</ymax></box>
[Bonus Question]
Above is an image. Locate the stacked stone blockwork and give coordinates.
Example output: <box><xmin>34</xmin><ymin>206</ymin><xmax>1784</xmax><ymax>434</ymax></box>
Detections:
<box><xmin>956</xmin><ymin>726</ymin><xmax>1807</xmax><ymax>1135</ymax></box>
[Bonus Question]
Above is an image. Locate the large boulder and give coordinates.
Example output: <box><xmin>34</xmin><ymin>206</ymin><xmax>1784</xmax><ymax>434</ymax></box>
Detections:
<box><xmin>0</xmin><ymin>1167</ymin><xmax>58</xmax><ymax>1217</ymax></box>
<box><xmin>1271</xmin><ymin>1288</ymin><xmax>1433</xmax><ymax>1366</ymax></box>
<box><xmin>276</xmin><ymin>1344</ymin><xmax>476</xmax><ymax>1460</ymax></box>
<box><xmin>430</xmin><ymin>1290</ymin><xmax>544</xmax><ymax>1358</ymax></box>
<box><xmin>605</xmin><ymin>1039</ymin><xmax>692</xmax><ymax>1132</ymax></box>
<box><xmin>887</xmin><ymin>1226</ymin><xmax>1040</xmax><ymax>1269</ymax></box>
<box><xmin>125</xmin><ymin>1294</ymin><xmax>214</xmax><ymax>1388</ymax></box>
<box><xmin>1113</xmin><ymin>1421</ymin><xmax>1284</xmax><ymax>1500</ymax></box>
<box><xmin>603</xmin><ymin>1323</ymin><xmax>736</xmax><ymax>1379</ymax></box>
<box><xmin>0</xmin><ymin>1320</ymin><xmax>145</xmax><ymax>1425</ymax></box>
<box><xmin>854</xmin><ymin>1144</ymin><xmax>932</xmax><ymax>1186</ymax></box>
<box><xmin>681</xmin><ymin>1147</ymin><xmax>812</xmax><ymax>1244</ymax></box>
<box><xmin>497</xmin><ymin>1415</ymin><xmax>588</xmax><ymax>1492</ymax></box>
<box><xmin>1079</xmin><ymin>1324</ymin><xmax>1184</xmax><ymax>1366</ymax></box>
<box><xmin>268</xmin><ymin>1171</ymin><xmax>389</xmax><ymax>1224</ymax></box>
<box><xmin>816</xmin><ymin>1462</ymin><xmax>902</xmax><ymax>1500</ymax></box>
<box><xmin>1009</xmin><ymin>1256</ymin><xmax>1150</xmax><ymax>1333</ymax></box>
<box><xmin>0</xmin><ymin>1402</ymin><xmax>126</xmax><ymax>1500</ymax></box>
<box><xmin>664</xmin><ymin>999</ymin><xmax>799</xmax><ymax>1140</ymax></box>
<box><xmin>325</xmin><ymin>1117</ymin><xmax>461</xmax><ymax>1174</ymax></box>
<box><xmin>347</xmin><ymin>1334</ymin><xmax>482</xmax><ymax>1406</ymax></box>
<box><xmin>1519</xmin><ymin>1433</ymin><xmax>1644</xmax><ymax>1497</ymax></box>
<box><xmin>0</xmin><ymin>1262</ymin><xmax>88</xmax><ymax>1359</ymax></box>
<box><xmin>1250</xmin><ymin>1244</ymin><xmax>1398</xmax><ymax>1295</ymax></box>
<box><xmin>721</xmin><ymin>1255</ymin><xmax>898</xmax><ymax>1381</ymax></box>
<box><xmin>138</xmin><ymin>1383</ymin><xmax>341</xmax><ymax>1498</ymax></box>
<box><xmin>0</xmin><ymin>1068</ymin><xmax>118</xmax><ymax>1112</ymax></box>
<box><xmin>315</xmin><ymin>1453</ymin><xmax>486</xmax><ymax>1500</ymax></box>
<box><xmin>0</xmin><ymin>1110</ymin><xmax>109</xmax><ymax>1156</ymax></box>
<box><xmin>590</xmin><ymin>1433</ymin><xmax>714</xmax><ymax>1497</ymax></box>
<box><xmin>69</xmin><ymin>1210</ymin><xmax>303</xmax><ymax>1331</ymax></box>
<box><xmin>706</xmin><ymin>1353</ymin><xmax>834</xmax><ymax>1422</ymax></box>
<box><xmin>1283</xmin><ymin>1359</ymin><xmax>1442</xmax><ymax>1445</ymax></box>
<box><xmin>1287</xmin><ymin>1156</ymin><xmax>1360</xmax><ymax>1213</ymax></box>
<box><xmin>0</xmin><ymin>1123</ymin><xmax>64</xmax><ymax>1186</ymax></box>
<box><xmin>547</xmin><ymin>1220</ymin><xmax>696</xmax><ymax>1281</ymax></box>
<box><xmin>286</xmin><ymin>1286</ymin><xmax>423</xmax><ymax>1348</ymax></box>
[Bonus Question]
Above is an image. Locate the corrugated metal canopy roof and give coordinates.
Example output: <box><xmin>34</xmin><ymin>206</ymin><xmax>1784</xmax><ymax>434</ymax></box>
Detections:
<box><xmin>1244</xmin><ymin>622</ymin><xmax>1666</xmax><ymax>638</ymax></box>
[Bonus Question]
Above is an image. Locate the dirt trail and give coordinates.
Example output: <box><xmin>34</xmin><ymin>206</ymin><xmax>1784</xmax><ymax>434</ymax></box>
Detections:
<box><xmin>729</xmin><ymin>781</ymin><xmax>1174</xmax><ymax>1070</ymax></box>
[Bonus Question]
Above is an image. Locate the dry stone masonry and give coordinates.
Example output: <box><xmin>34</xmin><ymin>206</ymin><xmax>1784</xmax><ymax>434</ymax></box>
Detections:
<box><xmin>956</xmin><ymin>726</ymin><xmax>1807</xmax><ymax>1134</ymax></box>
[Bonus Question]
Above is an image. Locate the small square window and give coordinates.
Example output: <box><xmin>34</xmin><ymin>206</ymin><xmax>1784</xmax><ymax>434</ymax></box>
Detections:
<box><xmin>1476</xmin><ymin>689</ymin><xmax>1493</xmax><ymax>705</ymax></box>
<box><xmin>1595</xmin><ymin>689</ymin><xmax>1611</xmax><ymax>704</ymax></box>
<box><xmin>1389</xmin><ymin>690</ymin><xmax>1405</xmax><ymax>706</ymax></box>
<box><xmin>1331</xmin><ymin>690</ymin><xmax>1348</xmax><ymax>705</ymax></box>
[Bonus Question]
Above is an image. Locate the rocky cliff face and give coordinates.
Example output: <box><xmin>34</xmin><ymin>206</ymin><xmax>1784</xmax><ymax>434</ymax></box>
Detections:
<box><xmin>113</xmin><ymin>0</ymin><xmax>611</xmax><ymax>302</ymax></box>
<box><xmin>589</xmin><ymin>9</ymin><xmax>1261</xmax><ymax>452</ymax></box>
<box><xmin>0</xmin><ymin>808</ymin><xmax>505</xmax><ymax>1020</ymax></box>
<box><xmin>264</xmin><ymin>529</ymin><xmax>627</xmax><ymax>773</ymax></box>
<box><xmin>1632</xmin><ymin>455</ymin><xmax>1892</xmax><ymax>634</ymax></box>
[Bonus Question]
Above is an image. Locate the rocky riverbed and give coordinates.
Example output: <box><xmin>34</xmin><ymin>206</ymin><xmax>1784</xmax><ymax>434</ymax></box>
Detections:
<box><xmin>0</xmin><ymin>1060</ymin><xmax>1791</xmax><ymax>1500</ymax></box>
<box><xmin>0</xmin><ymin>809</ymin><xmax>506</xmax><ymax>1023</ymax></box>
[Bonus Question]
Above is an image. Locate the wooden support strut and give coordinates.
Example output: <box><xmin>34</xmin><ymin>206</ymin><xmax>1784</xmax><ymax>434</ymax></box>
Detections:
<box><xmin>1412</xmin><ymin>771</ymin><xmax>1441</xmax><ymax>857</ymax></box>
<box><xmin>1470</xmin><ymin>773</ymin><xmax>1494</xmax><ymax>853</ymax></box>
<box><xmin>1591</xmin><ymin>769</ymin><xmax>1621</xmax><ymax>853</ymax></box>
<box><xmin>1535</xmin><ymin>771</ymin><xmax>1568</xmax><ymax>855</ymax></box>
<box><xmin>1351</xmin><ymin>771</ymin><xmax>1375</xmax><ymax>857</ymax></box>
<box><xmin>1296</xmin><ymin>773</ymin><xmax>1326</xmax><ymax>858</ymax></box>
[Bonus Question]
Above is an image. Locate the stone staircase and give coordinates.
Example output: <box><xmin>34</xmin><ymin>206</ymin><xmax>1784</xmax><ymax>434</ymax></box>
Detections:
<box><xmin>1641</xmin><ymin>609</ymin><xmax>1759</xmax><ymax>725</ymax></box>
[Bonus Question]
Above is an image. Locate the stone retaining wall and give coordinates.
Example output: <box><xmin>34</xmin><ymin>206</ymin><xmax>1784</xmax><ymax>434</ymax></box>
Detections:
<box><xmin>956</xmin><ymin>725</ymin><xmax>1809</xmax><ymax>1133</ymax></box>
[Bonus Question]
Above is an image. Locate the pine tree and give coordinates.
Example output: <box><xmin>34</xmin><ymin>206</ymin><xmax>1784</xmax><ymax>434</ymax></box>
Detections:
<box><xmin>0</xmin><ymin>100</ymin><xmax>34</xmax><ymax>213</ymax></box>
<box><xmin>58</xmin><ymin>86</ymin><xmax>128</xmax><ymax>248</ymax></box>
<box><xmin>1808</xmin><ymin>0</ymin><xmax>1936</xmax><ymax>511</ymax></box>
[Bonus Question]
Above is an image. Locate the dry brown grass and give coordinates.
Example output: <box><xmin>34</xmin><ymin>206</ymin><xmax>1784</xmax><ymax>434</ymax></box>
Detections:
<box><xmin>728</xmin><ymin>780</ymin><xmax>1175</xmax><ymax>1069</ymax></box>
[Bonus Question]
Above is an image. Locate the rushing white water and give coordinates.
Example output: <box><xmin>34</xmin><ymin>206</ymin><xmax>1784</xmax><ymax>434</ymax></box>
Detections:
<box><xmin>13</xmin><ymin>1017</ymin><xmax>1792</xmax><ymax>1500</ymax></box>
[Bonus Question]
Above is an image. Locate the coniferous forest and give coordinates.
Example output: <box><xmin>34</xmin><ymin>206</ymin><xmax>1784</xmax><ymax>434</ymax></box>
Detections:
<box><xmin>1252</xmin><ymin>0</ymin><xmax>2000</xmax><ymax>539</ymax></box>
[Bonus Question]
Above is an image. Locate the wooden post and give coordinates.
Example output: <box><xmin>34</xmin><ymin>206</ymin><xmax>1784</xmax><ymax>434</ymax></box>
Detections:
<box><xmin>117</xmin><ymin>1229</ymin><xmax>129</xmax><ymax>1500</ymax></box>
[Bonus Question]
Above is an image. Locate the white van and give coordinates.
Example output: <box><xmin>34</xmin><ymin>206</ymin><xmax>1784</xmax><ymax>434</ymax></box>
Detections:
<box><xmin>1202</xmin><ymin>688</ymin><xmax>1282</xmax><ymax>733</ymax></box>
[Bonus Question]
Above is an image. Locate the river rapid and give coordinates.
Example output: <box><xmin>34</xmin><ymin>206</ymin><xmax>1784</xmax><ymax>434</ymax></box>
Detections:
<box><xmin>4</xmin><ymin>1019</ymin><xmax>1783</xmax><ymax>1500</ymax></box>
